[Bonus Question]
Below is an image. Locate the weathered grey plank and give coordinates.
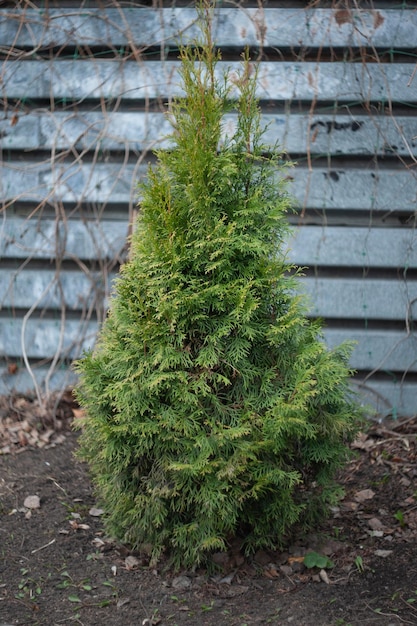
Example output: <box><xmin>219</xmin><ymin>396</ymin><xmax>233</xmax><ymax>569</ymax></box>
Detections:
<box><xmin>2</xmin><ymin>111</ymin><xmax>416</xmax><ymax>158</ymax></box>
<box><xmin>0</xmin><ymin>364</ymin><xmax>77</xmax><ymax>396</ymax></box>
<box><xmin>0</xmin><ymin>318</ymin><xmax>97</xmax><ymax>360</ymax></box>
<box><xmin>2</xmin><ymin>60</ymin><xmax>415</xmax><ymax>103</ymax></box>
<box><xmin>288</xmin><ymin>226</ymin><xmax>417</xmax><ymax>269</ymax></box>
<box><xmin>324</xmin><ymin>328</ymin><xmax>417</xmax><ymax>373</ymax></box>
<box><xmin>2</xmin><ymin>161</ymin><xmax>416</xmax><ymax>212</ymax></box>
<box><xmin>3</xmin><ymin>218</ymin><xmax>417</xmax><ymax>271</ymax></box>
<box><xmin>352</xmin><ymin>380</ymin><xmax>417</xmax><ymax>419</ymax></box>
<box><xmin>302</xmin><ymin>277</ymin><xmax>417</xmax><ymax>321</ymax></box>
<box><xmin>2</xmin><ymin>317</ymin><xmax>415</xmax><ymax>373</ymax></box>
<box><xmin>1</xmin><ymin>8</ymin><xmax>415</xmax><ymax>50</ymax></box>
<box><xmin>0</xmin><ymin>216</ymin><xmax>128</xmax><ymax>262</ymax></box>
<box><xmin>0</xmin><ymin>269</ymin><xmax>110</xmax><ymax>311</ymax></box>
<box><xmin>1</xmin><ymin>268</ymin><xmax>416</xmax><ymax>322</ymax></box>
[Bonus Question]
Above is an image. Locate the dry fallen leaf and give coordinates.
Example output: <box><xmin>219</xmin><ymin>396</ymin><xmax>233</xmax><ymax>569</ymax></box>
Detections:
<box><xmin>351</xmin><ymin>433</ymin><xmax>375</xmax><ymax>450</ymax></box>
<box><xmin>288</xmin><ymin>556</ymin><xmax>304</xmax><ymax>564</ymax></box>
<box><xmin>69</xmin><ymin>520</ymin><xmax>90</xmax><ymax>530</ymax></box>
<box><xmin>340</xmin><ymin>501</ymin><xmax>359</xmax><ymax>512</ymax></box>
<box><xmin>264</xmin><ymin>566</ymin><xmax>280</xmax><ymax>579</ymax></box>
<box><xmin>92</xmin><ymin>537</ymin><xmax>106</xmax><ymax>548</ymax></box>
<box><xmin>39</xmin><ymin>429</ymin><xmax>54</xmax><ymax>443</ymax></box>
<box><xmin>125</xmin><ymin>555</ymin><xmax>140</xmax><ymax>571</ymax></box>
<box><xmin>171</xmin><ymin>575</ymin><xmax>192</xmax><ymax>590</ymax></box>
<box><xmin>18</xmin><ymin>431</ymin><xmax>28</xmax><ymax>447</ymax></box>
<box><xmin>89</xmin><ymin>507</ymin><xmax>105</xmax><ymax>517</ymax></box>
<box><xmin>319</xmin><ymin>569</ymin><xmax>330</xmax><ymax>584</ymax></box>
<box><xmin>374</xmin><ymin>549</ymin><xmax>393</xmax><ymax>558</ymax></box>
<box><xmin>24</xmin><ymin>495</ymin><xmax>40</xmax><ymax>509</ymax></box>
<box><xmin>354</xmin><ymin>489</ymin><xmax>375</xmax><ymax>503</ymax></box>
<box><xmin>368</xmin><ymin>517</ymin><xmax>384</xmax><ymax>530</ymax></box>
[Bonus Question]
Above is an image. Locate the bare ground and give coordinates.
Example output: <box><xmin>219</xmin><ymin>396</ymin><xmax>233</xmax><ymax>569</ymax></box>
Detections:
<box><xmin>1</xmin><ymin>393</ymin><xmax>417</xmax><ymax>626</ymax></box>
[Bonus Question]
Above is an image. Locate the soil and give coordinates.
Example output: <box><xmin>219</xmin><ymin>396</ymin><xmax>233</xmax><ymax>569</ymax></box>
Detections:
<box><xmin>1</xmin><ymin>393</ymin><xmax>417</xmax><ymax>626</ymax></box>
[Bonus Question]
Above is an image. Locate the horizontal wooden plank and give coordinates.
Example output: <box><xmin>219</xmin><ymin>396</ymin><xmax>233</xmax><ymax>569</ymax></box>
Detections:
<box><xmin>1</xmin><ymin>8</ymin><xmax>415</xmax><ymax>50</ymax></box>
<box><xmin>0</xmin><ymin>318</ymin><xmax>96</xmax><ymax>360</ymax></box>
<box><xmin>2</xmin><ymin>60</ymin><xmax>415</xmax><ymax>103</ymax></box>
<box><xmin>2</xmin><ymin>161</ymin><xmax>416</xmax><ymax>212</ymax></box>
<box><xmin>1</xmin><ymin>269</ymin><xmax>416</xmax><ymax>322</ymax></box>
<box><xmin>302</xmin><ymin>277</ymin><xmax>417</xmax><ymax>321</ymax></box>
<box><xmin>352</xmin><ymin>380</ymin><xmax>417</xmax><ymax>419</ymax></box>
<box><xmin>3</xmin><ymin>218</ymin><xmax>417</xmax><ymax>271</ymax></box>
<box><xmin>2</xmin><ymin>111</ymin><xmax>416</xmax><ymax>158</ymax></box>
<box><xmin>0</xmin><ymin>364</ymin><xmax>77</xmax><ymax>397</ymax></box>
<box><xmin>0</xmin><ymin>269</ymin><xmax>109</xmax><ymax>311</ymax></box>
<box><xmin>2</xmin><ymin>318</ymin><xmax>416</xmax><ymax>373</ymax></box>
<box><xmin>288</xmin><ymin>226</ymin><xmax>417</xmax><ymax>269</ymax></box>
<box><xmin>324</xmin><ymin>328</ymin><xmax>417</xmax><ymax>373</ymax></box>
<box><xmin>0</xmin><ymin>363</ymin><xmax>414</xmax><ymax>418</ymax></box>
<box><xmin>0</xmin><ymin>217</ymin><xmax>128</xmax><ymax>262</ymax></box>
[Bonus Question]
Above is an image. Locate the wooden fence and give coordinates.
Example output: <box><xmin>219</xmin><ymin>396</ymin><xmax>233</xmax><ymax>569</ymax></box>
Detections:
<box><xmin>1</xmin><ymin>2</ymin><xmax>416</xmax><ymax>417</ymax></box>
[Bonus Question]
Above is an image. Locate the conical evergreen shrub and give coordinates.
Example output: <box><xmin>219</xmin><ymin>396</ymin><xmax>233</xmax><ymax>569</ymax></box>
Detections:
<box><xmin>75</xmin><ymin>15</ymin><xmax>362</xmax><ymax>569</ymax></box>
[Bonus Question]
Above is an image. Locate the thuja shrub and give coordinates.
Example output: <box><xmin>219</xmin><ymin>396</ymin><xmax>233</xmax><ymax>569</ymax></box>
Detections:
<box><xmin>75</xmin><ymin>21</ymin><xmax>362</xmax><ymax>569</ymax></box>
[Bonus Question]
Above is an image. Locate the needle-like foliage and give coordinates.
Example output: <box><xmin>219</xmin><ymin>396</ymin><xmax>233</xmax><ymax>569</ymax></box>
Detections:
<box><xmin>74</xmin><ymin>11</ymin><xmax>362</xmax><ymax>569</ymax></box>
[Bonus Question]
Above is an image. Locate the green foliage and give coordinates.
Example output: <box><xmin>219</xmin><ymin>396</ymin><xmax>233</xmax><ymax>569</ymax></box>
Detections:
<box><xmin>303</xmin><ymin>552</ymin><xmax>335</xmax><ymax>570</ymax></box>
<box><xmin>74</xmin><ymin>10</ymin><xmax>362</xmax><ymax>569</ymax></box>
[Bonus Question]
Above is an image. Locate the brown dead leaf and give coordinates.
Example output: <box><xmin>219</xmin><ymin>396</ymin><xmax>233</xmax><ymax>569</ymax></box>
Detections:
<box><xmin>14</xmin><ymin>397</ymin><xmax>27</xmax><ymax>411</ymax></box>
<box><xmin>125</xmin><ymin>555</ymin><xmax>140</xmax><ymax>571</ymax></box>
<box><xmin>354</xmin><ymin>489</ymin><xmax>375</xmax><ymax>503</ymax></box>
<box><xmin>264</xmin><ymin>566</ymin><xmax>280</xmax><ymax>579</ymax></box>
<box><xmin>69</xmin><ymin>519</ymin><xmax>90</xmax><ymax>530</ymax></box>
<box><xmin>352</xmin><ymin>433</ymin><xmax>375</xmax><ymax>450</ymax></box>
<box><xmin>373</xmin><ymin>11</ymin><xmax>385</xmax><ymax>29</ymax></box>
<box><xmin>334</xmin><ymin>9</ymin><xmax>352</xmax><ymax>25</ymax></box>
<box><xmin>18</xmin><ymin>431</ymin><xmax>28</xmax><ymax>447</ymax></box>
<box><xmin>340</xmin><ymin>501</ymin><xmax>358</xmax><ymax>512</ymax></box>
<box><xmin>368</xmin><ymin>517</ymin><xmax>384</xmax><ymax>531</ymax></box>
<box><xmin>39</xmin><ymin>429</ymin><xmax>54</xmax><ymax>443</ymax></box>
<box><xmin>400</xmin><ymin>477</ymin><xmax>412</xmax><ymax>488</ymax></box>
<box><xmin>288</xmin><ymin>556</ymin><xmax>304</xmax><ymax>564</ymax></box>
<box><xmin>20</xmin><ymin>420</ymin><xmax>31</xmax><ymax>433</ymax></box>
